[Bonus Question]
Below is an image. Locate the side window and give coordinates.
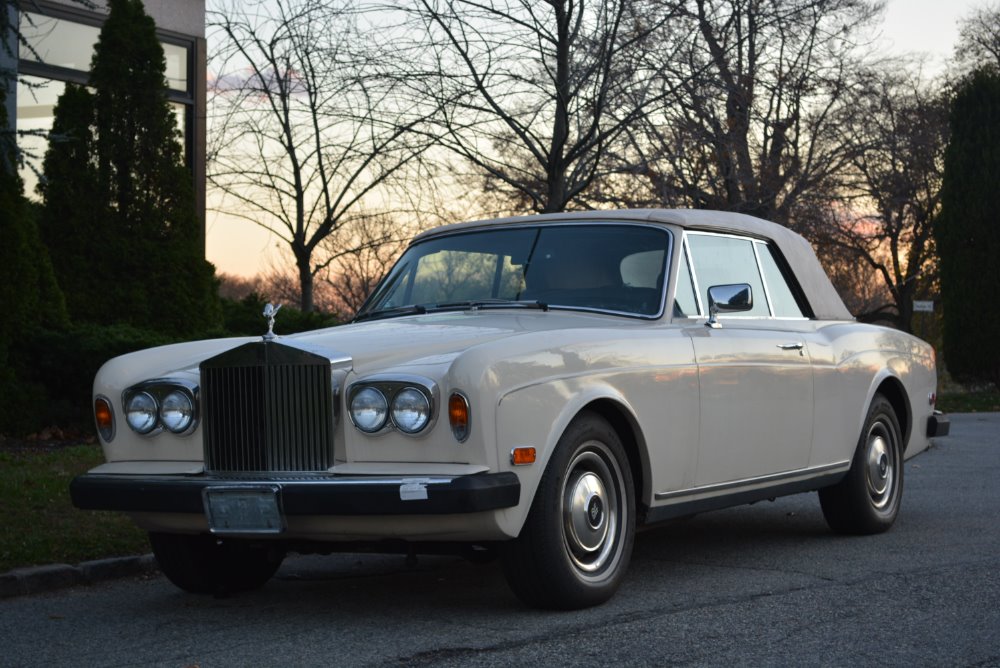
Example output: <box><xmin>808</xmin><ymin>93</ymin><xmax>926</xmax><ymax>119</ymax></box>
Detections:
<box><xmin>686</xmin><ymin>233</ymin><xmax>770</xmax><ymax>317</ymax></box>
<box><xmin>756</xmin><ymin>242</ymin><xmax>805</xmax><ymax>318</ymax></box>
<box><xmin>673</xmin><ymin>242</ymin><xmax>699</xmax><ymax>316</ymax></box>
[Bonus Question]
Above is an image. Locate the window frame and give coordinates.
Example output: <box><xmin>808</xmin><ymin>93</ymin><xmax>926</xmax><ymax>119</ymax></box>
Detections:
<box><xmin>16</xmin><ymin>3</ymin><xmax>197</xmax><ymax>168</ymax></box>
<box><xmin>360</xmin><ymin>222</ymin><xmax>675</xmax><ymax>321</ymax></box>
<box><xmin>680</xmin><ymin>230</ymin><xmax>812</xmax><ymax>321</ymax></box>
<box><xmin>18</xmin><ymin>6</ymin><xmax>196</xmax><ymax>99</ymax></box>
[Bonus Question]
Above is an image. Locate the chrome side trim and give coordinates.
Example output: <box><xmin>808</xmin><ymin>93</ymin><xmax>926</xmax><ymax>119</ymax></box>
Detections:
<box><xmin>654</xmin><ymin>461</ymin><xmax>851</xmax><ymax>501</ymax></box>
<box><xmin>752</xmin><ymin>239</ymin><xmax>776</xmax><ymax>317</ymax></box>
<box><xmin>683</xmin><ymin>237</ymin><xmax>704</xmax><ymax>316</ymax></box>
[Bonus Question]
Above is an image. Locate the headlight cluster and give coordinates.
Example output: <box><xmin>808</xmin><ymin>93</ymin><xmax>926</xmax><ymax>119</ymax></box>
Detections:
<box><xmin>349</xmin><ymin>380</ymin><xmax>435</xmax><ymax>435</ymax></box>
<box><xmin>123</xmin><ymin>381</ymin><xmax>198</xmax><ymax>436</ymax></box>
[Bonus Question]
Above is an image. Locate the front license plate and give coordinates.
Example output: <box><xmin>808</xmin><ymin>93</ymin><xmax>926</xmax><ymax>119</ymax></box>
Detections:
<box><xmin>204</xmin><ymin>486</ymin><xmax>284</xmax><ymax>534</ymax></box>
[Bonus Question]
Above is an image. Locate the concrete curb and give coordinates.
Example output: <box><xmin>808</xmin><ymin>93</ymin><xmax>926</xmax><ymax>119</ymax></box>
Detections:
<box><xmin>0</xmin><ymin>555</ymin><xmax>158</xmax><ymax>599</ymax></box>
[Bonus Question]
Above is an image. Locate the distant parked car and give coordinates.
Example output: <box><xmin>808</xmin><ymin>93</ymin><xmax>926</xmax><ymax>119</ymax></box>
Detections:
<box><xmin>71</xmin><ymin>209</ymin><xmax>949</xmax><ymax>609</ymax></box>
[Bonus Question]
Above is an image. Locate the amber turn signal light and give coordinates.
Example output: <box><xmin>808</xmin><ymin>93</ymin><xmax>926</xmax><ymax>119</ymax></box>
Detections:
<box><xmin>510</xmin><ymin>446</ymin><xmax>536</xmax><ymax>466</ymax></box>
<box><xmin>448</xmin><ymin>392</ymin><xmax>470</xmax><ymax>442</ymax></box>
<box><xmin>94</xmin><ymin>396</ymin><xmax>115</xmax><ymax>442</ymax></box>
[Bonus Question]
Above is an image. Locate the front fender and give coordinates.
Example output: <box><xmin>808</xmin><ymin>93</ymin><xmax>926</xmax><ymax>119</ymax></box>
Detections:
<box><xmin>494</xmin><ymin>379</ymin><xmax>639</xmax><ymax>537</ymax></box>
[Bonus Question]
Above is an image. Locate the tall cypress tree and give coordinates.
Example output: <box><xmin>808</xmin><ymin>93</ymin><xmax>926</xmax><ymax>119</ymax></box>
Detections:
<box><xmin>935</xmin><ymin>69</ymin><xmax>1000</xmax><ymax>385</ymax></box>
<box><xmin>0</xmin><ymin>86</ymin><xmax>67</xmax><ymax>432</ymax></box>
<box><xmin>41</xmin><ymin>0</ymin><xmax>219</xmax><ymax>335</ymax></box>
<box><xmin>37</xmin><ymin>83</ymin><xmax>105</xmax><ymax>324</ymax></box>
<box><xmin>0</xmin><ymin>88</ymin><xmax>66</xmax><ymax>339</ymax></box>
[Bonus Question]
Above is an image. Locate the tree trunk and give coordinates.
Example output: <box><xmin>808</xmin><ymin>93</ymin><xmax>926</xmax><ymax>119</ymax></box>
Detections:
<box><xmin>543</xmin><ymin>175</ymin><xmax>567</xmax><ymax>213</ymax></box>
<box><xmin>295</xmin><ymin>251</ymin><xmax>314</xmax><ymax>313</ymax></box>
<box><xmin>896</xmin><ymin>283</ymin><xmax>915</xmax><ymax>334</ymax></box>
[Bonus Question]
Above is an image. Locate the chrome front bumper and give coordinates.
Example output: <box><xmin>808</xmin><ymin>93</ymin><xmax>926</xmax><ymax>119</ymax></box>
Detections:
<box><xmin>70</xmin><ymin>471</ymin><xmax>520</xmax><ymax>516</ymax></box>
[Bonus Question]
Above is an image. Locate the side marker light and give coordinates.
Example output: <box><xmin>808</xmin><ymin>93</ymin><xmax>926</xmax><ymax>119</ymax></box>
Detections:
<box><xmin>510</xmin><ymin>447</ymin><xmax>536</xmax><ymax>466</ymax></box>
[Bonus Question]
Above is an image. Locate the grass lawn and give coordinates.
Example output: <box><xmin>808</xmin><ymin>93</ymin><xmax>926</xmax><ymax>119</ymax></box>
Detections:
<box><xmin>937</xmin><ymin>389</ymin><xmax>1000</xmax><ymax>414</ymax></box>
<box><xmin>0</xmin><ymin>443</ymin><xmax>148</xmax><ymax>573</ymax></box>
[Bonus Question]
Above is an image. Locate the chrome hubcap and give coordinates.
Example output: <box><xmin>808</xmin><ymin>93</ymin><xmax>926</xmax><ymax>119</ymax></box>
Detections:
<box><xmin>567</xmin><ymin>472</ymin><xmax>609</xmax><ymax>555</ymax></box>
<box><xmin>562</xmin><ymin>444</ymin><xmax>623</xmax><ymax>576</ymax></box>
<box><xmin>865</xmin><ymin>425</ymin><xmax>896</xmax><ymax>511</ymax></box>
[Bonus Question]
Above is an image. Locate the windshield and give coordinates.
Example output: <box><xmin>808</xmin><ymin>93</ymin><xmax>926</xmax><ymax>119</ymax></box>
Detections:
<box><xmin>357</xmin><ymin>224</ymin><xmax>672</xmax><ymax>319</ymax></box>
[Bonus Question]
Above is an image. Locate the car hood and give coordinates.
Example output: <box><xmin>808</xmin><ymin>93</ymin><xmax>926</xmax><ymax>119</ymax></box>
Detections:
<box><xmin>289</xmin><ymin>310</ymin><xmax>645</xmax><ymax>374</ymax></box>
<box><xmin>97</xmin><ymin>310</ymin><xmax>652</xmax><ymax>389</ymax></box>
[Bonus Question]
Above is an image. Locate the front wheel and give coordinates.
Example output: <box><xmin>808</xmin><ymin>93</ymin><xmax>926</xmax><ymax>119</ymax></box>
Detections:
<box><xmin>819</xmin><ymin>395</ymin><xmax>903</xmax><ymax>534</ymax></box>
<box><xmin>150</xmin><ymin>532</ymin><xmax>284</xmax><ymax>595</ymax></box>
<box><xmin>502</xmin><ymin>412</ymin><xmax>635</xmax><ymax>609</ymax></box>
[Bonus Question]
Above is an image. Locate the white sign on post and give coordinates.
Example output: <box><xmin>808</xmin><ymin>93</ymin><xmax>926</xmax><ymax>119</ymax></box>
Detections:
<box><xmin>913</xmin><ymin>300</ymin><xmax>934</xmax><ymax>313</ymax></box>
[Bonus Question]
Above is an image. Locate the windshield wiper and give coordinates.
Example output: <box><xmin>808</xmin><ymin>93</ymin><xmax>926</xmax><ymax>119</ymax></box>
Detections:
<box><xmin>429</xmin><ymin>299</ymin><xmax>549</xmax><ymax>312</ymax></box>
<box><xmin>353</xmin><ymin>300</ymin><xmax>548</xmax><ymax>323</ymax></box>
<box><xmin>352</xmin><ymin>304</ymin><xmax>427</xmax><ymax>323</ymax></box>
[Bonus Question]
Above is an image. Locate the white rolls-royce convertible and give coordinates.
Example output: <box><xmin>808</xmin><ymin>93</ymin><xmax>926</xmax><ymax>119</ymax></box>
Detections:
<box><xmin>71</xmin><ymin>209</ymin><xmax>949</xmax><ymax>609</ymax></box>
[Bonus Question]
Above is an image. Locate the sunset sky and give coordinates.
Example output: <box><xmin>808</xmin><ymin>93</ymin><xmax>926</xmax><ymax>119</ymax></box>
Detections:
<box><xmin>204</xmin><ymin>0</ymin><xmax>986</xmax><ymax>279</ymax></box>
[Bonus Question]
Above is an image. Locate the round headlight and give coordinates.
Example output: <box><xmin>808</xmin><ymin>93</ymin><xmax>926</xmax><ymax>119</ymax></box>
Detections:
<box><xmin>391</xmin><ymin>387</ymin><xmax>431</xmax><ymax>434</ymax></box>
<box><xmin>160</xmin><ymin>390</ymin><xmax>194</xmax><ymax>434</ymax></box>
<box><xmin>125</xmin><ymin>391</ymin><xmax>158</xmax><ymax>434</ymax></box>
<box><xmin>351</xmin><ymin>387</ymin><xmax>388</xmax><ymax>433</ymax></box>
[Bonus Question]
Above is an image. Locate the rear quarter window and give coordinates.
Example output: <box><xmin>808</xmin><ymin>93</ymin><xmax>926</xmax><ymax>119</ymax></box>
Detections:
<box><xmin>756</xmin><ymin>242</ymin><xmax>806</xmax><ymax>318</ymax></box>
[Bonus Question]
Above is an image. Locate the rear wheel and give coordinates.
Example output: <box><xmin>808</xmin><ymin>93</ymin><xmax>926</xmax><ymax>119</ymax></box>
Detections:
<box><xmin>149</xmin><ymin>532</ymin><xmax>284</xmax><ymax>595</ymax></box>
<box><xmin>502</xmin><ymin>412</ymin><xmax>635</xmax><ymax>609</ymax></box>
<box><xmin>819</xmin><ymin>395</ymin><xmax>903</xmax><ymax>534</ymax></box>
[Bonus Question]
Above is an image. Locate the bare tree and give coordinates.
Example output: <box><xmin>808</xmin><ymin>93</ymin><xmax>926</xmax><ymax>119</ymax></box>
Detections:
<box><xmin>398</xmin><ymin>0</ymin><xmax>686</xmax><ymax>214</ymax></box>
<box><xmin>815</xmin><ymin>69</ymin><xmax>948</xmax><ymax>331</ymax></box>
<box><xmin>598</xmin><ymin>0</ymin><xmax>879</xmax><ymax>226</ymax></box>
<box><xmin>319</xmin><ymin>210</ymin><xmax>409</xmax><ymax>318</ymax></box>
<box><xmin>955</xmin><ymin>2</ymin><xmax>1000</xmax><ymax>73</ymax></box>
<box><xmin>208</xmin><ymin>0</ymin><xmax>433</xmax><ymax>311</ymax></box>
<box><xmin>218</xmin><ymin>264</ymin><xmax>342</xmax><ymax>311</ymax></box>
<box><xmin>216</xmin><ymin>272</ymin><xmax>263</xmax><ymax>301</ymax></box>
<box><xmin>811</xmin><ymin>232</ymin><xmax>894</xmax><ymax>321</ymax></box>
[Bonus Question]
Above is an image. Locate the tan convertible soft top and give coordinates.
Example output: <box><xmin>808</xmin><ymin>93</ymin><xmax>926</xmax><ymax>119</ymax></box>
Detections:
<box><xmin>415</xmin><ymin>209</ymin><xmax>854</xmax><ymax>322</ymax></box>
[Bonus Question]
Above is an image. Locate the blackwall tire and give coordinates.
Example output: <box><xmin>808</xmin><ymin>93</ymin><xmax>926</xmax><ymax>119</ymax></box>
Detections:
<box><xmin>502</xmin><ymin>412</ymin><xmax>635</xmax><ymax>610</ymax></box>
<box><xmin>819</xmin><ymin>395</ymin><xmax>904</xmax><ymax>535</ymax></box>
<box><xmin>149</xmin><ymin>532</ymin><xmax>284</xmax><ymax>595</ymax></box>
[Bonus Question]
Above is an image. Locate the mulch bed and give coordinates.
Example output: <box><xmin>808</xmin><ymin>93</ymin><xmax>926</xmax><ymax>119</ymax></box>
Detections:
<box><xmin>0</xmin><ymin>428</ymin><xmax>97</xmax><ymax>455</ymax></box>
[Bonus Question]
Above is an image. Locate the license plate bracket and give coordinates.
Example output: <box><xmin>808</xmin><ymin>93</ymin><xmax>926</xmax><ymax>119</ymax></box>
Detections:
<box><xmin>203</xmin><ymin>486</ymin><xmax>284</xmax><ymax>535</ymax></box>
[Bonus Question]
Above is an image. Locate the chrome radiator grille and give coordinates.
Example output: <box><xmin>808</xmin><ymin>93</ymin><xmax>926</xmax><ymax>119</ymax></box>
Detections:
<box><xmin>201</xmin><ymin>342</ymin><xmax>335</xmax><ymax>473</ymax></box>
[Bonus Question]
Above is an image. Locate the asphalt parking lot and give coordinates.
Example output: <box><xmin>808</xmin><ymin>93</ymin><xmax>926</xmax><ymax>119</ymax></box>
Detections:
<box><xmin>1</xmin><ymin>413</ymin><xmax>997</xmax><ymax>667</ymax></box>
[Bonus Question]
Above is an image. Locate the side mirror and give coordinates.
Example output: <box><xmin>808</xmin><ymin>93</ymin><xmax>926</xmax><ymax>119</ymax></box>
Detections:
<box><xmin>706</xmin><ymin>283</ymin><xmax>752</xmax><ymax>328</ymax></box>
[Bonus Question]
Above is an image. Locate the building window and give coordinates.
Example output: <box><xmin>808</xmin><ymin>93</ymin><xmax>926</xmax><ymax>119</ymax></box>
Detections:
<box><xmin>14</xmin><ymin>75</ymin><xmax>64</xmax><ymax>197</ymax></box>
<box><xmin>15</xmin><ymin>8</ymin><xmax>195</xmax><ymax>197</ymax></box>
<box><xmin>19</xmin><ymin>11</ymin><xmax>100</xmax><ymax>72</ymax></box>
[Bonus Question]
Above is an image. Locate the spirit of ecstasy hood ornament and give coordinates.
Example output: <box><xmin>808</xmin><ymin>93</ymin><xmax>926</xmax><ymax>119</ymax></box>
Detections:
<box><xmin>262</xmin><ymin>303</ymin><xmax>282</xmax><ymax>341</ymax></box>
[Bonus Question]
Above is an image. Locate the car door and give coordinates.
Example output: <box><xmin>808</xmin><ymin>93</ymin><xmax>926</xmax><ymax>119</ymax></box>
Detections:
<box><xmin>680</xmin><ymin>232</ymin><xmax>815</xmax><ymax>486</ymax></box>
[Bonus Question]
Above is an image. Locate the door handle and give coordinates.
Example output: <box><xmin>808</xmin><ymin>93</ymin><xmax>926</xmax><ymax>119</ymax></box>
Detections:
<box><xmin>777</xmin><ymin>342</ymin><xmax>804</xmax><ymax>351</ymax></box>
